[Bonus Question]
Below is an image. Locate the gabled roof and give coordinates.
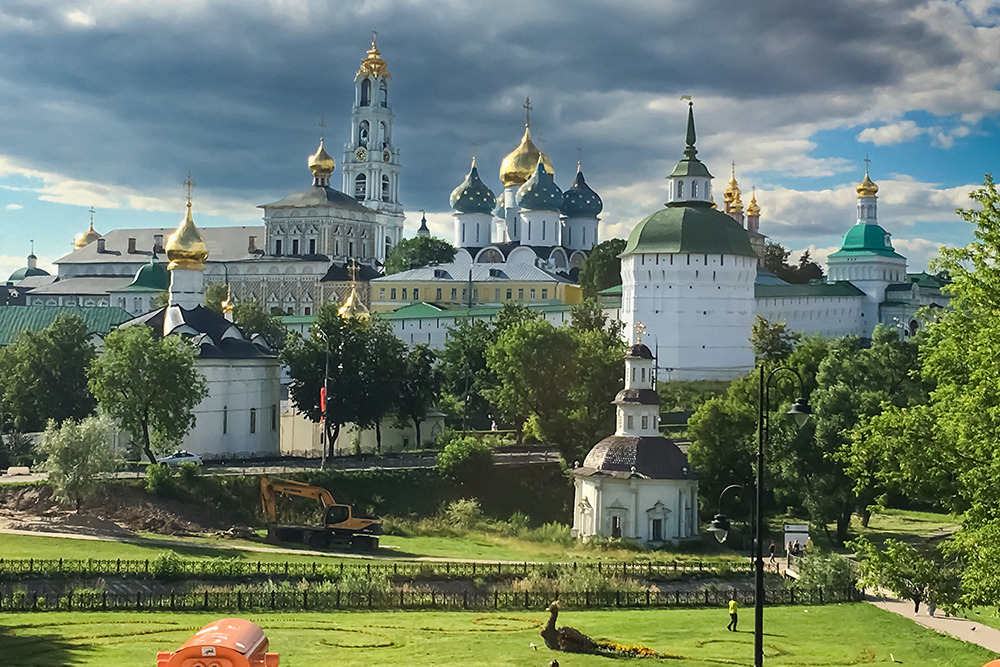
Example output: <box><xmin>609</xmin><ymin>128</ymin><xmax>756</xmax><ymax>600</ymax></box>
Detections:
<box><xmin>379</xmin><ymin>301</ymin><xmax>576</xmax><ymax>321</ymax></box>
<box><xmin>754</xmin><ymin>281</ymin><xmax>866</xmax><ymax>299</ymax></box>
<box><xmin>260</xmin><ymin>185</ymin><xmax>373</xmax><ymax>213</ymax></box>
<box><xmin>26</xmin><ymin>276</ymin><xmax>133</xmax><ymax>296</ymax></box>
<box><xmin>0</xmin><ymin>306</ymin><xmax>132</xmax><ymax>346</ymax></box>
<box><xmin>56</xmin><ymin>226</ymin><xmax>267</xmax><ymax>265</ymax></box>
<box><xmin>372</xmin><ymin>261</ymin><xmax>575</xmax><ymax>284</ymax></box>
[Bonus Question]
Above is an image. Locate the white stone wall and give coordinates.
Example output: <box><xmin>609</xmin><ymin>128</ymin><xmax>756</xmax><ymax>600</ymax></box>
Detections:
<box><xmin>561</xmin><ymin>216</ymin><xmax>599</xmax><ymax>250</ymax></box>
<box><xmin>454</xmin><ymin>212</ymin><xmax>493</xmax><ymax>248</ymax></box>
<box><xmin>755</xmin><ymin>295</ymin><xmax>868</xmax><ymax>338</ymax></box>
<box><xmin>572</xmin><ymin>476</ymin><xmax>699</xmax><ymax>543</ymax></box>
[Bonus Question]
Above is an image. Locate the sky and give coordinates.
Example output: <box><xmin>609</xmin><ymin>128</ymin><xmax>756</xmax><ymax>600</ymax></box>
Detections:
<box><xmin>2</xmin><ymin>0</ymin><xmax>999</xmax><ymax>282</ymax></box>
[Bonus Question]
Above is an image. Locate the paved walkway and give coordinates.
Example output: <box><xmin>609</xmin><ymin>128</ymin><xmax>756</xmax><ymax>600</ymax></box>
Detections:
<box><xmin>867</xmin><ymin>590</ymin><xmax>1000</xmax><ymax>653</ymax></box>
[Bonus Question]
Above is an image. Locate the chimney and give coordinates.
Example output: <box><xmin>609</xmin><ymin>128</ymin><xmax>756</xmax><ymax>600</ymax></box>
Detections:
<box><xmin>153</xmin><ymin>234</ymin><xmax>164</xmax><ymax>254</ymax></box>
<box><xmin>96</xmin><ymin>238</ymin><xmax>106</xmax><ymax>253</ymax></box>
<box><xmin>127</xmin><ymin>237</ymin><xmax>137</xmax><ymax>253</ymax></box>
<box><xmin>248</xmin><ymin>235</ymin><xmax>257</xmax><ymax>253</ymax></box>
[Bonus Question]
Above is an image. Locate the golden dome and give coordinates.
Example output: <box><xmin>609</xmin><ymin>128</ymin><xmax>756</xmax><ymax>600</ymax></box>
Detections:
<box><xmin>723</xmin><ymin>163</ymin><xmax>741</xmax><ymax>204</ymax></box>
<box><xmin>857</xmin><ymin>172</ymin><xmax>879</xmax><ymax>197</ymax></box>
<box><xmin>73</xmin><ymin>219</ymin><xmax>102</xmax><ymax>250</ymax></box>
<box><xmin>357</xmin><ymin>38</ymin><xmax>390</xmax><ymax>79</ymax></box>
<box><xmin>338</xmin><ymin>283</ymin><xmax>370</xmax><ymax>320</ymax></box>
<box><xmin>500</xmin><ymin>125</ymin><xmax>555</xmax><ymax>187</ymax></box>
<box><xmin>308</xmin><ymin>139</ymin><xmax>336</xmax><ymax>177</ymax></box>
<box><xmin>710</xmin><ymin>194</ymin><xmax>717</xmax><ymax>210</ymax></box>
<box><xmin>747</xmin><ymin>190</ymin><xmax>760</xmax><ymax>216</ymax></box>
<box><xmin>166</xmin><ymin>202</ymin><xmax>209</xmax><ymax>271</ymax></box>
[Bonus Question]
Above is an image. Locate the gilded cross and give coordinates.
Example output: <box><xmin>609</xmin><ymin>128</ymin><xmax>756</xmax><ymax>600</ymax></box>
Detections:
<box><xmin>182</xmin><ymin>173</ymin><xmax>196</xmax><ymax>204</ymax></box>
<box><xmin>863</xmin><ymin>154</ymin><xmax>871</xmax><ymax>173</ymax></box>
<box><xmin>88</xmin><ymin>206</ymin><xmax>95</xmax><ymax>223</ymax></box>
<box><xmin>634</xmin><ymin>321</ymin><xmax>647</xmax><ymax>345</ymax></box>
<box><xmin>347</xmin><ymin>258</ymin><xmax>359</xmax><ymax>283</ymax></box>
<box><xmin>523</xmin><ymin>97</ymin><xmax>532</xmax><ymax>125</ymax></box>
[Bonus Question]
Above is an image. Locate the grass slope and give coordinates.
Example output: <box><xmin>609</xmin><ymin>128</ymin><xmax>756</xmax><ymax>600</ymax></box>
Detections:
<box><xmin>0</xmin><ymin>604</ymin><xmax>991</xmax><ymax>667</ymax></box>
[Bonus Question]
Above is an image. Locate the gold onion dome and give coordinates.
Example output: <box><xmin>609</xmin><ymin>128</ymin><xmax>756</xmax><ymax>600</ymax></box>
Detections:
<box><xmin>723</xmin><ymin>167</ymin><xmax>741</xmax><ymax>204</ymax></box>
<box><xmin>308</xmin><ymin>139</ymin><xmax>336</xmax><ymax>177</ymax></box>
<box><xmin>166</xmin><ymin>202</ymin><xmax>209</xmax><ymax>270</ymax></box>
<box><xmin>338</xmin><ymin>284</ymin><xmax>370</xmax><ymax>320</ymax></box>
<box><xmin>857</xmin><ymin>171</ymin><xmax>879</xmax><ymax>197</ymax></box>
<box><xmin>500</xmin><ymin>125</ymin><xmax>554</xmax><ymax>187</ymax></box>
<box><xmin>74</xmin><ymin>219</ymin><xmax>102</xmax><ymax>249</ymax></box>
<box><xmin>730</xmin><ymin>190</ymin><xmax>744</xmax><ymax>212</ymax></box>
<box><xmin>357</xmin><ymin>39</ymin><xmax>390</xmax><ymax>79</ymax></box>
<box><xmin>746</xmin><ymin>191</ymin><xmax>761</xmax><ymax>216</ymax></box>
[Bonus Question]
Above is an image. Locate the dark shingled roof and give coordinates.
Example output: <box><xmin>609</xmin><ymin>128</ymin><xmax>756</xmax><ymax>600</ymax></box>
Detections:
<box><xmin>321</xmin><ymin>262</ymin><xmax>382</xmax><ymax>282</ymax></box>
<box><xmin>614</xmin><ymin>388</ymin><xmax>660</xmax><ymax>406</ymax></box>
<box><xmin>124</xmin><ymin>305</ymin><xmax>275</xmax><ymax>359</ymax></box>
<box><xmin>576</xmin><ymin>435</ymin><xmax>691</xmax><ymax>480</ymax></box>
<box><xmin>627</xmin><ymin>343</ymin><xmax>653</xmax><ymax>359</ymax></box>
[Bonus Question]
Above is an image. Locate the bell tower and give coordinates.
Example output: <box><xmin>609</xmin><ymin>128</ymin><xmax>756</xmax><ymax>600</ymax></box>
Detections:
<box><xmin>342</xmin><ymin>31</ymin><xmax>404</xmax><ymax>263</ymax></box>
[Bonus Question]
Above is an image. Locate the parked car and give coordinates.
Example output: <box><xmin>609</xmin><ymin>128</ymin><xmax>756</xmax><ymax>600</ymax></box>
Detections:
<box><xmin>157</xmin><ymin>451</ymin><xmax>203</xmax><ymax>467</ymax></box>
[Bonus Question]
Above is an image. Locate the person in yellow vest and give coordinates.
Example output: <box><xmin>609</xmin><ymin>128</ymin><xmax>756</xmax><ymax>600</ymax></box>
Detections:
<box><xmin>727</xmin><ymin>598</ymin><xmax>738</xmax><ymax>631</ymax></box>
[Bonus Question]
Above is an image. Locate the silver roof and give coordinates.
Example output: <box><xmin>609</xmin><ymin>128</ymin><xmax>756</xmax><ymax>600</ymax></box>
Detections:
<box><xmin>371</xmin><ymin>261</ymin><xmax>576</xmax><ymax>284</ymax></box>
<box><xmin>55</xmin><ymin>226</ymin><xmax>267</xmax><ymax>265</ymax></box>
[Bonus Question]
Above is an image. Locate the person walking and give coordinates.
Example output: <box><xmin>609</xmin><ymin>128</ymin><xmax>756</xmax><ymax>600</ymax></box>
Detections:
<box><xmin>768</xmin><ymin>541</ymin><xmax>776</xmax><ymax>564</ymax></box>
<box><xmin>727</xmin><ymin>599</ymin><xmax>738</xmax><ymax>632</ymax></box>
<box><xmin>912</xmin><ymin>587</ymin><xmax>922</xmax><ymax>616</ymax></box>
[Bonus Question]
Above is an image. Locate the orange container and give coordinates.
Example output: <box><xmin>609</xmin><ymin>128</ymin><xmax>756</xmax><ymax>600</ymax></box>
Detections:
<box><xmin>156</xmin><ymin>618</ymin><xmax>279</xmax><ymax>667</ymax></box>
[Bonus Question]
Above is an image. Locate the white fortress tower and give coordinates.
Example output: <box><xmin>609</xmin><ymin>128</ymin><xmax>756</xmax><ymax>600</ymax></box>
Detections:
<box><xmin>620</xmin><ymin>102</ymin><xmax>758</xmax><ymax>380</ymax></box>
<box><xmin>341</xmin><ymin>33</ymin><xmax>404</xmax><ymax>262</ymax></box>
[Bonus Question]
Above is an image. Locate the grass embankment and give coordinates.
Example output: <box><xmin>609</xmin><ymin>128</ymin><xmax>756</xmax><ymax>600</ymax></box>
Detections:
<box><xmin>0</xmin><ymin>605</ymin><xmax>990</xmax><ymax>667</ymax></box>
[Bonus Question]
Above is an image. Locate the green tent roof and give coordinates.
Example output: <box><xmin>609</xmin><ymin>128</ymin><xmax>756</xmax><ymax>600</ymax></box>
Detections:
<box><xmin>0</xmin><ymin>306</ymin><xmax>132</xmax><ymax>346</ymax></box>
<box><xmin>623</xmin><ymin>201</ymin><xmax>756</xmax><ymax>257</ymax></box>
<box><xmin>829</xmin><ymin>223</ymin><xmax>905</xmax><ymax>259</ymax></box>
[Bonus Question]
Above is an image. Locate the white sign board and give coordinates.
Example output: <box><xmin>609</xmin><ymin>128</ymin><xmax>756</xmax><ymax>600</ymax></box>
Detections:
<box><xmin>783</xmin><ymin>523</ymin><xmax>809</xmax><ymax>554</ymax></box>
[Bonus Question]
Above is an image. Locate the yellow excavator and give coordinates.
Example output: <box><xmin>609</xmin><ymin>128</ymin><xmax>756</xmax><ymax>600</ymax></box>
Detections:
<box><xmin>260</xmin><ymin>477</ymin><xmax>381</xmax><ymax>551</ymax></box>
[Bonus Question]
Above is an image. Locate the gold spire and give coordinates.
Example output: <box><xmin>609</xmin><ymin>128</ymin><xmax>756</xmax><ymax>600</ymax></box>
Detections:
<box><xmin>747</xmin><ymin>187</ymin><xmax>760</xmax><ymax>216</ymax></box>
<box><xmin>308</xmin><ymin>138</ymin><xmax>336</xmax><ymax>177</ymax></box>
<box><xmin>221</xmin><ymin>284</ymin><xmax>234</xmax><ymax>317</ymax></box>
<box><xmin>165</xmin><ymin>175</ymin><xmax>209</xmax><ymax>271</ymax></box>
<box><xmin>338</xmin><ymin>260</ymin><xmax>370</xmax><ymax>320</ymax></box>
<box><xmin>723</xmin><ymin>161</ymin><xmax>741</xmax><ymax>204</ymax></box>
<box><xmin>73</xmin><ymin>206</ymin><xmax>102</xmax><ymax>249</ymax></box>
<box><xmin>356</xmin><ymin>30</ymin><xmax>390</xmax><ymax>79</ymax></box>
<box><xmin>500</xmin><ymin>124</ymin><xmax>555</xmax><ymax>187</ymax></box>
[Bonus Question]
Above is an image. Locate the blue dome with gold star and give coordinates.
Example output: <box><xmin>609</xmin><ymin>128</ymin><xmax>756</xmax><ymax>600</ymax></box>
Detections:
<box><xmin>493</xmin><ymin>193</ymin><xmax>505</xmax><ymax>219</ymax></box>
<box><xmin>560</xmin><ymin>166</ymin><xmax>603</xmax><ymax>218</ymax></box>
<box><xmin>516</xmin><ymin>156</ymin><xmax>563</xmax><ymax>211</ymax></box>
<box><xmin>450</xmin><ymin>160</ymin><xmax>496</xmax><ymax>214</ymax></box>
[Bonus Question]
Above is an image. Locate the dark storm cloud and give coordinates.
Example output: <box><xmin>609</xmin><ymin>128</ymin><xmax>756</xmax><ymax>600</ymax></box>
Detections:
<box><xmin>0</xmin><ymin>0</ymin><xmax>972</xmax><ymax>221</ymax></box>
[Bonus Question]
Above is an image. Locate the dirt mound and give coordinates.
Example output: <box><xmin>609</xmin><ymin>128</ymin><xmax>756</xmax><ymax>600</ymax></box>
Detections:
<box><xmin>0</xmin><ymin>483</ymin><xmax>244</xmax><ymax>538</ymax></box>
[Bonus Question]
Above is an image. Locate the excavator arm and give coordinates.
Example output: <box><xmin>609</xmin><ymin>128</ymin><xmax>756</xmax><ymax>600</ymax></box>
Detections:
<box><xmin>260</xmin><ymin>477</ymin><xmax>337</xmax><ymax>523</ymax></box>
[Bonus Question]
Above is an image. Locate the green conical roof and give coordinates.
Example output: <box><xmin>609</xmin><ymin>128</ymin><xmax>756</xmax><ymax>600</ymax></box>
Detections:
<box><xmin>829</xmin><ymin>223</ymin><xmax>905</xmax><ymax>259</ymax></box>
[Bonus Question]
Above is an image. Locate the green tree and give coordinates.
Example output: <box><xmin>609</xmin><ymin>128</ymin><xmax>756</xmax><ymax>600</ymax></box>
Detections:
<box><xmin>395</xmin><ymin>344</ymin><xmax>443</xmax><ymax>447</ymax></box>
<box><xmin>750</xmin><ymin>315</ymin><xmax>801</xmax><ymax>362</ymax></box>
<box><xmin>0</xmin><ymin>314</ymin><xmax>96</xmax><ymax>432</ymax></box>
<box><xmin>355</xmin><ymin>318</ymin><xmax>407</xmax><ymax>453</ymax></box>
<box><xmin>153</xmin><ymin>291</ymin><xmax>169</xmax><ymax>309</ymax></box>
<box><xmin>850</xmin><ymin>536</ymin><xmax>957</xmax><ymax>610</ymax></box>
<box><xmin>233</xmin><ymin>297</ymin><xmax>287</xmax><ymax>350</ymax></box>
<box><xmin>578</xmin><ymin>238</ymin><xmax>626</xmax><ymax>298</ymax></box>
<box><xmin>383</xmin><ymin>235</ymin><xmax>456</xmax><ymax>275</ymax></box>
<box><xmin>436</xmin><ymin>434</ymin><xmax>494</xmax><ymax>488</ymax></box>
<box><xmin>89</xmin><ymin>326</ymin><xmax>208</xmax><ymax>464</ymax></box>
<box><xmin>204</xmin><ymin>283</ymin><xmax>229</xmax><ymax>313</ymax></box>
<box><xmin>763</xmin><ymin>241</ymin><xmax>824</xmax><ymax>284</ymax></box>
<box><xmin>37</xmin><ymin>415</ymin><xmax>118</xmax><ymax>510</ymax></box>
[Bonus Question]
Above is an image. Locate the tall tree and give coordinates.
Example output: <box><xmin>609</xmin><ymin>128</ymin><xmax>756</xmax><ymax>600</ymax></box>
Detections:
<box><xmin>0</xmin><ymin>314</ymin><xmax>96</xmax><ymax>432</ymax></box>
<box><xmin>89</xmin><ymin>325</ymin><xmax>208</xmax><ymax>464</ymax></box>
<box><xmin>204</xmin><ymin>283</ymin><xmax>229</xmax><ymax>313</ymax></box>
<box><xmin>233</xmin><ymin>298</ymin><xmax>287</xmax><ymax>350</ymax></box>
<box><xmin>578</xmin><ymin>238</ymin><xmax>626</xmax><ymax>298</ymax></box>
<box><xmin>750</xmin><ymin>315</ymin><xmax>801</xmax><ymax>362</ymax></box>
<box><xmin>383</xmin><ymin>236</ymin><xmax>456</xmax><ymax>275</ymax></box>
<box><xmin>395</xmin><ymin>344</ymin><xmax>443</xmax><ymax>447</ymax></box>
<box><xmin>38</xmin><ymin>415</ymin><xmax>118</xmax><ymax>510</ymax></box>
<box><xmin>763</xmin><ymin>241</ymin><xmax>824</xmax><ymax>284</ymax></box>
<box><xmin>354</xmin><ymin>317</ymin><xmax>407</xmax><ymax>453</ymax></box>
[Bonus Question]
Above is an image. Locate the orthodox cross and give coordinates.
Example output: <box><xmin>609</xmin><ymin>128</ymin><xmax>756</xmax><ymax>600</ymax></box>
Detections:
<box><xmin>372</xmin><ymin>28</ymin><xmax>378</xmax><ymax>44</ymax></box>
<box><xmin>182</xmin><ymin>173</ymin><xmax>196</xmax><ymax>204</ymax></box>
<box><xmin>471</xmin><ymin>141</ymin><xmax>479</xmax><ymax>163</ymax></box>
<box><xmin>577</xmin><ymin>145</ymin><xmax>583</xmax><ymax>166</ymax></box>
<box><xmin>347</xmin><ymin>258</ymin><xmax>360</xmax><ymax>283</ymax></box>
<box><xmin>523</xmin><ymin>97</ymin><xmax>532</xmax><ymax>126</ymax></box>
<box><xmin>863</xmin><ymin>154</ymin><xmax>871</xmax><ymax>173</ymax></box>
<box><xmin>88</xmin><ymin>206</ymin><xmax>96</xmax><ymax>224</ymax></box>
<box><xmin>319</xmin><ymin>118</ymin><xmax>326</xmax><ymax>141</ymax></box>
<box><xmin>634</xmin><ymin>321</ymin><xmax>647</xmax><ymax>345</ymax></box>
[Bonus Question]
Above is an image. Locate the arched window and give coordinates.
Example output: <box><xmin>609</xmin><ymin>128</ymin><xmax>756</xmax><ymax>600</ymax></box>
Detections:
<box><xmin>359</xmin><ymin>121</ymin><xmax>369</xmax><ymax>147</ymax></box>
<box><xmin>385</xmin><ymin>236</ymin><xmax>392</xmax><ymax>258</ymax></box>
<box><xmin>381</xmin><ymin>174</ymin><xmax>390</xmax><ymax>202</ymax></box>
<box><xmin>380</xmin><ymin>121</ymin><xmax>389</xmax><ymax>146</ymax></box>
<box><xmin>360</xmin><ymin>79</ymin><xmax>371</xmax><ymax>106</ymax></box>
<box><xmin>691</xmin><ymin>180</ymin><xmax>698</xmax><ymax>198</ymax></box>
<box><xmin>354</xmin><ymin>174</ymin><xmax>367</xmax><ymax>200</ymax></box>
<box><xmin>677</xmin><ymin>180</ymin><xmax>684</xmax><ymax>199</ymax></box>
<box><xmin>379</xmin><ymin>80</ymin><xmax>388</xmax><ymax>108</ymax></box>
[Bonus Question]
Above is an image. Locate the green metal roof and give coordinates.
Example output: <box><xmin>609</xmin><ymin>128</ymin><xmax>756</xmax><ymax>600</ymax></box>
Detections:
<box><xmin>598</xmin><ymin>284</ymin><xmax>622</xmax><ymax>296</ymax></box>
<box><xmin>908</xmin><ymin>271</ymin><xmax>949</xmax><ymax>289</ymax></box>
<box><xmin>7</xmin><ymin>266</ymin><xmax>50</xmax><ymax>284</ymax></box>
<box><xmin>754</xmin><ymin>281</ymin><xmax>866</xmax><ymax>299</ymax></box>
<box><xmin>829</xmin><ymin>223</ymin><xmax>905</xmax><ymax>259</ymax></box>
<box><xmin>667</xmin><ymin>103</ymin><xmax>713</xmax><ymax>179</ymax></box>
<box><xmin>0</xmin><ymin>306</ymin><xmax>132</xmax><ymax>346</ymax></box>
<box><xmin>380</xmin><ymin>301</ymin><xmax>575</xmax><ymax>321</ymax></box>
<box><xmin>116</xmin><ymin>261</ymin><xmax>169</xmax><ymax>292</ymax></box>
<box><xmin>622</xmin><ymin>201</ymin><xmax>756</xmax><ymax>257</ymax></box>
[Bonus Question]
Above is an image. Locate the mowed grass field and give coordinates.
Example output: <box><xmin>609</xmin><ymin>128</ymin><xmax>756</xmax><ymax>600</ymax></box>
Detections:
<box><xmin>0</xmin><ymin>604</ymin><xmax>992</xmax><ymax>667</ymax></box>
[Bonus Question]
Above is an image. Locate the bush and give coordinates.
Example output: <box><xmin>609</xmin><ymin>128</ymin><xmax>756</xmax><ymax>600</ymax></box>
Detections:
<box><xmin>177</xmin><ymin>461</ymin><xmax>199</xmax><ymax>485</ymax></box>
<box><xmin>145</xmin><ymin>463</ymin><xmax>174</xmax><ymax>496</ymax></box>
<box><xmin>436</xmin><ymin>434</ymin><xmax>493</xmax><ymax>484</ymax></box>
<box><xmin>151</xmin><ymin>550</ymin><xmax>183</xmax><ymax>578</ymax></box>
<box><xmin>521</xmin><ymin>521</ymin><xmax>574</xmax><ymax>547</ymax></box>
<box><xmin>444</xmin><ymin>498</ymin><xmax>484</xmax><ymax>530</ymax></box>
<box><xmin>789</xmin><ymin>551</ymin><xmax>856</xmax><ymax>591</ymax></box>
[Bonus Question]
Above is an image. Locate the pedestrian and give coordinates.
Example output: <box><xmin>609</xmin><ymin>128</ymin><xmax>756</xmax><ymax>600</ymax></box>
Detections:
<box><xmin>912</xmin><ymin>588</ymin><xmax>922</xmax><ymax>616</ymax></box>
<box><xmin>792</xmin><ymin>540</ymin><xmax>801</xmax><ymax>556</ymax></box>
<box><xmin>927</xmin><ymin>598</ymin><xmax>936</xmax><ymax>618</ymax></box>
<box><xmin>768</xmin><ymin>541</ymin><xmax>776</xmax><ymax>563</ymax></box>
<box><xmin>727</xmin><ymin>598</ymin><xmax>738</xmax><ymax>632</ymax></box>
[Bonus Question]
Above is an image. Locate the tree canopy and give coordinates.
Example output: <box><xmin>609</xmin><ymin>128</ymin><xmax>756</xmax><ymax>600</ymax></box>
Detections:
<box><xmin>383</xmin><ymin>235</ymin><xmax>456</xmax><ymax>275</ymax></box>
<box><xmin>750</xmin><ymin>316</ymin><xmax>801</xmax><ymax>362</ymax></box>
<box><xmin>395</xmin><ymin>344</ymin><xmax>443</xmax><ymax>447</ymax></box>
<box><xmin>763</xmin><ymin>241</ymin><xmax>824</xmax><ymax>284</ymax></box>
<box><xmin>89</xmin><ymin>325</ymin><xmax>208</xmax><ymax>464</ymax></box>
<box><xmin>0</xmin><ymin>314</ymin><xmax>96</xmax><ymax>433</ymax></box>
<box><xmin>578</xmin><ymin>238</ymin><xmax>626</xmax><ymax>298</ymax></box>
<box><xmin>38</xmin><ymin>415</ymin><xmax>118</xmax><ymax>509</ymax></box>
<box><xmin>204</xmin><ymin>282</ymin><xmax>229</xmax><ymax>313</ymax></box>
<box><xmin>233</xmin><ymin>298</ymin><xmax>288</xmax><ymax>350</ymax></box>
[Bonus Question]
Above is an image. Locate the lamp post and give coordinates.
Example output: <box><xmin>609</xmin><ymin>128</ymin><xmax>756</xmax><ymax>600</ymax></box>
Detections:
<box><xmin>316</xmin><ymin>328</ymin><xmax>331</xmax><ymax>468</ymax></box>
<box><xmin>753</xmin><ymin>364</ymin><xmax>811</xmax><ymax>667</ymax></box>
<box><xmin>707</xmin><ymin>484</ymin><xmax>743</xmax><ymax>543</ymax></box>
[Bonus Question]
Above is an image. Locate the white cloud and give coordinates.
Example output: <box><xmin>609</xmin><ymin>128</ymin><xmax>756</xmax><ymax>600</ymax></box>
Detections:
<box><xmin>5</xmin><ymin>203</ymin><xmax>22</xmax><ymax>210</ymax></box>
<box><xmin>64</xmin><ymin>10</ymin><xmax>95</xmax><ymax>28</ymax></box>
<box><xmin>858</xmin><ymin>121</ymin><xmax>925</xmax><ymax>145</ymax></box>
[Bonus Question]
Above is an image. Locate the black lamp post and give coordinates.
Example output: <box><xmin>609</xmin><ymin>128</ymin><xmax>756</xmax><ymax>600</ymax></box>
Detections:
<box><xmin>707</xmin><ymin>484</ymin><xmax>743</xmax><ymax>543</ymax></box>
<box><xmin>753</xmin><ymin>364</ymin><xmax>811</xmax><ymax>667</ymax></box>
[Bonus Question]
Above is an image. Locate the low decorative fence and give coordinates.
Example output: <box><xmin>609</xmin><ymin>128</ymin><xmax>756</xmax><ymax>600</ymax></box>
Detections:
<box><xmin>0</xmin><ymin>586</ymin><xmax>863</xmax><ymax>613</ymax></box>
<box><xmin>0</xmin><ymin>558</ymin><xmax>754</xmax><ymax>581</ymax></box>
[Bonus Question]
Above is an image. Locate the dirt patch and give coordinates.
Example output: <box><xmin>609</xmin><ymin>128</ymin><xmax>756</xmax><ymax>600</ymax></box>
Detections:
<box><xmin>0</xmin><ymin>484</ymin><xmax>243</xmax><ymax>538</ymax></box>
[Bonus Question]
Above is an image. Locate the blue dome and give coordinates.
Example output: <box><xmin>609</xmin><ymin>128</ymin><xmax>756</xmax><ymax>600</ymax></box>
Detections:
<box><xmin>560</xmin><ymin>167</ymin><xmax>603</xmax><ymax>218</ymax></box>
<box><xmin>516</xmin><ymin>156</ymin><xmax>563</xmax><ymax>211</ymax></box>
<box><xmin>493</xmin><ymin>193</ymin><xmax>505</xmax><ymax>219</ymax></box>
<box><xmin>450</xmin><ymin>162</ymin><xmax>496</xmax><ymax>214</ymax></box>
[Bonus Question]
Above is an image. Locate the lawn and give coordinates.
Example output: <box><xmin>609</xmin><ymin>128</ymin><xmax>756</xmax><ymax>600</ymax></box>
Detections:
<box><xmin>0</xmin><ymin>604</ymin><xmax>991</xmax><ymax>667</ymax></box>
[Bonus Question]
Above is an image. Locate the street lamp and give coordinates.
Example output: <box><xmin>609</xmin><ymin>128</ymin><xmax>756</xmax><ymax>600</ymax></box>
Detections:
<box><xmin>753</xmin><ymin>364</ymin><xmax>811</xmax><ymax>667</ymax></box>
<box><xmin>708</xmin><ymin>484</ymin><xmax>743</xmax><ymax>543</ymax></box>
<box><xmin>315</xmin><ymin>328</ymin><xmax>331</xmax><ymax>468</ymax></box>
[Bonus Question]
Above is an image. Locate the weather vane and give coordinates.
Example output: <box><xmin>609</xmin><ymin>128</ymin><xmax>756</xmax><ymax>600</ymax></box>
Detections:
<box><xmin>634</xmin><ymin>322</ymin><xmax>647</xmax><ymax>345</ymax></box>
<box><xmin>182</xmin><ymin>173</ymin><xmax>196</xmax><ymax>204</ymax></box>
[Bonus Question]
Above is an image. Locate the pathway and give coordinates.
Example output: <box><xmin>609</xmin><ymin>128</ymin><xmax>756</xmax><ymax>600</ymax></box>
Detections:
<box><xmin>866</xmin><ymin>590</ymin><xmax>1000</xmax><ymax>653</ymax></box>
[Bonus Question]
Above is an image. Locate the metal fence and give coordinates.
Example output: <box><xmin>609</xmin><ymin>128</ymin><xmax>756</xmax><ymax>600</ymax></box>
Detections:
<box><xmin>0</xmin><ymin>557</ymin><xmax>755</xmax><ymax>581</ymax></box>
<box><xmin>0</xmin><ymin>586</ymin><xmax>862</xmax><ymax>613</ymax></box>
